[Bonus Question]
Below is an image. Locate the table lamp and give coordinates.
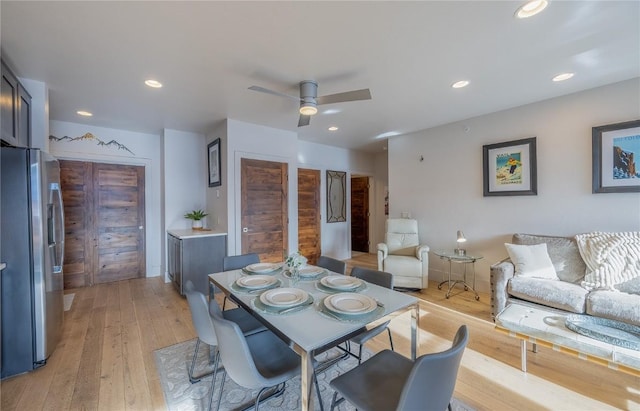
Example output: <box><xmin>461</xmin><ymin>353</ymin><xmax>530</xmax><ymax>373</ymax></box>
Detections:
<box><xmin>455</xmin><ymin>230</ymin><xmax>467</xmax><ymax>256</ymax></box>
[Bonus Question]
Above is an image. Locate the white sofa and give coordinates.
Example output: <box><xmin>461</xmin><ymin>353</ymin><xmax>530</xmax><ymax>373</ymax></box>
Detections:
<box><xmin>377</xmin><ymin>219</ymin><xmax>429</xmax><ymax>289</ymax></box>
<box><xmin>491</xmin><ymin>233</ymin><xmax>640</xmax><ymax>326</ymax></box>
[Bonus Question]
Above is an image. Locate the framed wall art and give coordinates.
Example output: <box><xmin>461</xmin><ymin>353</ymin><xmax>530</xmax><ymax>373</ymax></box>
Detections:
<box><xmin>592</xmin><ymin>119</ymin><xmax>640</xmax><ymax>193</ymax></box>
<box><xmin>483</xmin><ymin>137</ymin><xmax>537</xmax><ymax>196</ymax></box>
<box><xmin>208</xmin><ymin>138</ymin><xmax>221</xmax><ymax>187</ymax></box>
<box><xmin>326</xmin><ymin>170</ymin><xmax>346</xmax><ymax>222</ymax></box>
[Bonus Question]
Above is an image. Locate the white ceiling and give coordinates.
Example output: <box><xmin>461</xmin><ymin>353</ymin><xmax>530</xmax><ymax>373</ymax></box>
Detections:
<box><xmin>1</xmin><ymin>1</ymin><xmax>639</xmax><ymax>152</ymax></box>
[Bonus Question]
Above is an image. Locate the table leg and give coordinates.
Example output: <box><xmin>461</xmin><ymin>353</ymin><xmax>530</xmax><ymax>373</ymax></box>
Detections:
<box><xmin>301</xmin><ymin>350</ymin><xmax>315</xmax><ymax>411</ymax></box>
<box><xmin>520</xmin><ymin>340</ymin><xmax>527</xmax><ymax>373</ymax></box>
<box><xmin>411</xmin><ymin>302</ymin><xmax>419</xmax><ymax>360</ymax></box>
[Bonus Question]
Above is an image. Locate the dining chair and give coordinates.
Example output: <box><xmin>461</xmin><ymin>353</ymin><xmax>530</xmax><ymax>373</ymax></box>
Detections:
<box><xmin>223</xmin><ymin>253</ymin><xmax>260</xmax><ymax>271</ymax></box>
<box><xmin>221</xmin><ymin>253</ymin><xmax>260</xmax><ymax>309</ymax></box>
<box><xmin>208</xmin><ymin>298</ymin><xmax>324</xmax><ymax>411</ymax></box>
<box><xmin>316</xmin><ymin>255</ymin><xmax>347</xmax><ymax>275</ymax></box>
<box><xmin>329</xmin><ymin>325</ymin><xmax>469</xmax><ymax>411</ymax></box>
<box><xmin>344</xmin><ymin>266</ymin><xmax>394</xmax><ymax>364</ymax></box>
<box><xmin>184</xmin><ymin>280</ymin><xmax>265</xmax><ymax>384</ymax></box>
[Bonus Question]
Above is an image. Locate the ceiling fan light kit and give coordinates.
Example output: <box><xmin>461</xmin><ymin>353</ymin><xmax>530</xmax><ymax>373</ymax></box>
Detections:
<box><xmin>249</xmin><ymin>79</ymin><xmax>372</xmax><ymax>127</ymax></box>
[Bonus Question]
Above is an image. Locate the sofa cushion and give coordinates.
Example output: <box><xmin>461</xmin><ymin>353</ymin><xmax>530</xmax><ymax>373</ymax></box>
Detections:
<box><xmin>586</xmin><ymin>290</ymin><xmax>640</xmax><ymax>327</ymax></box>
<box><xmin>505</xmin><ymin>243</ymin><xmax>558</xmax><ymax>280</ymax></box>
<box><xmin>513</xmin><ymin>234</ymin><xmax>587</xmax><ymax>283</ymax></box>
<box><xmin>615</xmin><ymin>276</ymin><xmax>640</xmax><ymax>295</ymax></box>
<box><xmin>383</xmin><ymin>255</ymin><xmax>422</xmax><ymax>278</ymax></box>
<box><xmin>508</xmin><ymin>277</ymin><xmax>588</xmax><ymax>313</ymax></box>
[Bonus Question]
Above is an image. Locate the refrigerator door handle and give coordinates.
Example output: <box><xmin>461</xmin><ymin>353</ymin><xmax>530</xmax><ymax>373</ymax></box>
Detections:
<box><xmin>50</xmin><ymin>182</ymin><xmax>65</xmax><ymax>273</ymax></box>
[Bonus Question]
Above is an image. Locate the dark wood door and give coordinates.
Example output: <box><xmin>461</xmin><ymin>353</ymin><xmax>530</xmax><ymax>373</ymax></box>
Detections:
<box><xmin>351</xmin><ymin>176</ymin><xmax>369</xmax><ymax>252</ymax></box>
<box><xmin>298</xmin><ymin>168</ymin><xmax>321</xmax><ymax>264</ymax></box>
<box><xmin>60</xmin><ymin>161</ymin><xmax>145</xmax><ymax>288</ymax></box>
<box><xmin>93</xmin><ymin>163</ymin><xmax>145</xmax><ymax>284</ymax></box>
<box><xmin>60</xmin><ymin>160</ymin><xmax>94</xmax><ymax>288</ymax></box>
<box><xmin>241</xmin><ymin>158</ymin><xmax>288</xmax><ymax>263</ymax></box>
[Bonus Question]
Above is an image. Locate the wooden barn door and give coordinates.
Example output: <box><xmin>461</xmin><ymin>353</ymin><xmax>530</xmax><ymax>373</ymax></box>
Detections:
<box><xmin>351</xmin><ymin>176</ymin><xmax>369</xmax><ymax>253</ymax></box>
<box><xmin>60</xmin><ymin>160</ymin><xmax>145</xmax><ymax>288</ymax></box>
<box><xmin>241</xmin><ymin>158</ymin><xmax>288</xmax><ymax>262</ymax></box>
<box><xmin>298</xmin><ymin>168</ymin><xmax>321</xmax><ymax>264</ymax></box>
<box><xmin>93</xmin><ymin>163</ymin><xmax>145</xmax><ymax>284</ymax></box>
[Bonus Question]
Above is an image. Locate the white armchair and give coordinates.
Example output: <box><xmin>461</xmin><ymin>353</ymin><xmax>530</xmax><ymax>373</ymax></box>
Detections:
<box><xmin>377</xmin><ymin>218</ymin><xmax>429</xmax><ymax>289</ymax></box>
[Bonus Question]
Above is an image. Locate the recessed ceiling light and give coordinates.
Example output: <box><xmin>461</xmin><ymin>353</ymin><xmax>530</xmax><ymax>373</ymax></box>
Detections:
<box><xmin>145</xmin><ymin>79</ymin><xmax>163</xmax><ymax>88</ymax></box>
<box><xmin>328</xmin><ymin>126</ymin><xmax>339</xmax><ymax>131</ymax></box>
<box><xmin>552</xmin><ymin>72</ymin><xmax>574</xmax><ymax>82</ymax></box>
<box><xmin>77</xmin><ymin>110</ymin><xmax>93</xmax><ymax>117</ymax></box>
<box><xmin>452</xmin><ymin>80</ymin><xmax>470</xmax><ymax>89</ymax></box>
<box><xmin>515</xmin><ymin>0</ymin><xmax>548</xmax><ymax>19</ymax></box>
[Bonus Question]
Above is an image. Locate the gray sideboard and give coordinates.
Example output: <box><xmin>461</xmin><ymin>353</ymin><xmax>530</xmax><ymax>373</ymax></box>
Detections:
<box><xmin>167</xmin><ymin>229</ymin><xmax>227</xmax><ymax>296</ymax></box>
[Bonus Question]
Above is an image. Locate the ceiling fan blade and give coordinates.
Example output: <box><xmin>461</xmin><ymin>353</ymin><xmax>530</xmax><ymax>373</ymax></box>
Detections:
<box><xmin>316</xmin><ymin>88</ymin><xmax>371</xmax><ymax>105</ymax></box>
<box><xmin>298</xmin><ymin>114</ymin><xmax>311</xmax><ymax>127</ymax></box>
<box><xmin>248</xmin><ymin>85</ymin><xmax>301</xmax><ymax>101</ymax></box>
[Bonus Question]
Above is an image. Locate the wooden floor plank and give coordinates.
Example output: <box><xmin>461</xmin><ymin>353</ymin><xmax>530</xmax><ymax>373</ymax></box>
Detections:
<box><xmin>69</xmin><ymin>289</ymin><xmax>106</xmax><ymax>410</ymax></box>
<box><xmin>98</xmin><ymin>283</ymin><xmax>125</xmax><ymax>411</ymax></box>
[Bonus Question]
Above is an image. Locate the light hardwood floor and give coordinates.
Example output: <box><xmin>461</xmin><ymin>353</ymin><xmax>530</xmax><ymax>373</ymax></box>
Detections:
<box><xmin>1</xmin><ymin>254</ymin><xmax>638</xmax><ymax>410</ymax></box>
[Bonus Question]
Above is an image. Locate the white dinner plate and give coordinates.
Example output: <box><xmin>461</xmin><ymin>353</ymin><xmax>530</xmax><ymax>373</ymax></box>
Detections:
<box><xmin>324</xmin><ymin>293</ymin><xmax>376</xmax><ymax>315</ymax></box>
<box><xmin>260</xmin><ymin>288</ymin><xmax>309</xmax><ymax>308</ymax></box>
<box><xmin>298</xmin><ymin>266</ymin><xmax>324</xmax><ymax>278</ymax></box>
<box><xmin>236</xmin><ymin>275</ymin><xmax>278</xmax><ymax>290</ymax></box>
<box><xmin>245</xmin><ymin>263</ymin><xmax>280</xmax><ymax>273</ymax></box>
<box><xmin>320</xmin><ymin>275</ymin><xmax>362</xmax><ymax>291</ymax></box>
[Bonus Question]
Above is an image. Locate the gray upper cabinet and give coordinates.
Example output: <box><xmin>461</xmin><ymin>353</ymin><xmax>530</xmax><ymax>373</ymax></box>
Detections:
<box><xmin>1</xmin><ymin>60</ymin><xmax>31</xmax><ymax>148</ymax></box>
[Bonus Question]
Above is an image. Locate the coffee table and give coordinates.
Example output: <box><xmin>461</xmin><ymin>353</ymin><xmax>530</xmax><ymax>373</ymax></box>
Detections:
<box><xmin>495</xmin><ymin>302</ymin><xmax>640</xmax><ymax>376</ymax></box>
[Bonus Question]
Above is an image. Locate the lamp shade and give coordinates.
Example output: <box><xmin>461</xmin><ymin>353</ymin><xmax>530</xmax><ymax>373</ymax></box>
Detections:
<box><xmin>456</xmin><ymin>230</ymin><xmax>467</xmax><ymax>243</ymax></box>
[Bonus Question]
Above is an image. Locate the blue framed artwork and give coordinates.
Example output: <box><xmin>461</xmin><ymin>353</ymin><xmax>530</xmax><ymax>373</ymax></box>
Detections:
<box><xmin>592</xmin><ymin>119</ymin><xmax>640</xmax><ymax>193</ymax></box>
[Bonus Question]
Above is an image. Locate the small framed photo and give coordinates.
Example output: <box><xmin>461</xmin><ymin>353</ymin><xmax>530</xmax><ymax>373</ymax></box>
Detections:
<box><xmin>208</xmin><ymin>138</ymin><xmax>221</xmax><ymax>187</ymax></box>
<box><xmin>592</xmin><ymin>119</ymin><xmax>640</xmax><ymax>193</ymax></box>
<box><xmin>483</xmin><ymin>137</ymin><xmax>537</xmax><ymax>196</ymax></box>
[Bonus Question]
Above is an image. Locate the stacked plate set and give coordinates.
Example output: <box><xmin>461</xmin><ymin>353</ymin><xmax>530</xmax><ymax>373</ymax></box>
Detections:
<box><xmin>242</xmin><ymin>263</ymin><xmax>282</xmax><ymax>275</ymax></box>
<box><xmin>254</xmin><ymin>288</ymin><xmax>314</xmax><ymax>314</ymax></box>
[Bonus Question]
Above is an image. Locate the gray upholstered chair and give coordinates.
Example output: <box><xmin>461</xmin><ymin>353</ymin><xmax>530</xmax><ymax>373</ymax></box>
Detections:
<box><xmin>329</xmin><ymin>325</ymin><xmax>469</xmax><ymax>411</ymax></box>
<box><xmin>345</xmin><ymin>266</ymin><xmax>394</xmax><ymax>363</ymax></box>
<box><xmin>208</xmin><ymin>298</ymin><xmax>323</xmax><ymax>411</ymax></box>
<box><xmin>223</xmin><ymin>253</ymin><xmax>260</xmax><ymax>271</ymax></box>
<box><xmin>316</xmin><ymin>255</ymin><xmax>347</xmax><ymax>275</ymax></box>
<box><xmin>377</xmin><ymin>218</ymin><xmax>429</xmax><ymax>289</ymax></box>
<box><xmin>183</xmin><ymin>281</ymin><xmax>265</xmax><ymax>384</ymax></box>
<box><xmin>221</xmin><ymin>253</ymin><xmax>260</xmax><ymax>309</ymax></box>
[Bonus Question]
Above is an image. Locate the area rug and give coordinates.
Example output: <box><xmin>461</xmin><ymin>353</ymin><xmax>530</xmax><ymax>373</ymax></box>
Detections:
<box><xmin>64</xmin><ymin>293</ymin><xmax>75</xmax><ymax>311</ymax></box>
<box><xmin>155</xmin><ymin>338</ymin><xmax>476</xmax><ymax>411</ymax></box>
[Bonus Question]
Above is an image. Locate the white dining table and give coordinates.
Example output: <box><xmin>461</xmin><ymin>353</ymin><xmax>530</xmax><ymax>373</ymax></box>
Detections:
<box><xmin>208</xmin><ymin>266</ymin><xmax>420</xmax><ymax>411</ymax></box>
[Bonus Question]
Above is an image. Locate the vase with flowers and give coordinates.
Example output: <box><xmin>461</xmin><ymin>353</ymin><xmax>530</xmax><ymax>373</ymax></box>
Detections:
<box><xmin>285</xmin><ymin>251</ymin><xmax>307</xmax><ymax>284</ymax></box>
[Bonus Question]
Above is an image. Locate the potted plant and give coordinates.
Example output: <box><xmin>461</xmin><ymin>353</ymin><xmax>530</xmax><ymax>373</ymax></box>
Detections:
<box><xmin>184</xmin><ymin>209</ymin><xmax>208</xmax><ymax>230</ymax></box>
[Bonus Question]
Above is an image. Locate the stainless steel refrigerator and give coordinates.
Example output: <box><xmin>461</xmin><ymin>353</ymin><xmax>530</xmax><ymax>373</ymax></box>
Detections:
<box><xmin>1</xmin><ymin>147</ymin><xmax>64</xmax><ymax>379</ymax></box>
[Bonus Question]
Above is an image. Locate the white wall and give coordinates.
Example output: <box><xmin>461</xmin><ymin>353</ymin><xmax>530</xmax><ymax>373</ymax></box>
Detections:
<box><xmin>49</xmin><ymin>120</ymin><xmax>163</xmax><ymax>277</ymax></box>
<box><xmin>389</xmin><ymin>78</ymin><xmax>640</xmax><ymax>293</ymax></box>
<box><xmin>298</xmin><ymin>141</ymin><xmax>378</xmax><ymax>260</ymax></box>
<box><xmin>223</xmin><ymin>119</ymin><xmax>299</xmax><ymax>256</ymax></box>
<box><xmin>206</xmin><ymin>121</ymin><xmax>228</xmax><ymax>232</ymax></box>
<box><xmin>207</xmin><ymin>119</ymin><xmax>381</xmax><ymax>262</ymax></box>
<box><xmin>373</xmin><ymin>151</ymin><xmax>388</xmax><ymax>248</ymax></box>
<box><xmin>163</xmin><ymin>129</ymin><xmax>207</xmax><ymax>230</ymax></box>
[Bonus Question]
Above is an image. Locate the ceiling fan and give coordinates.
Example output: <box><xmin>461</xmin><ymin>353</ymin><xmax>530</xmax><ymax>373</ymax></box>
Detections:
<box><xmin>248</xmin><ymin>80</ymin><xmax>372</xmax><ymax>127</ymax></box>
